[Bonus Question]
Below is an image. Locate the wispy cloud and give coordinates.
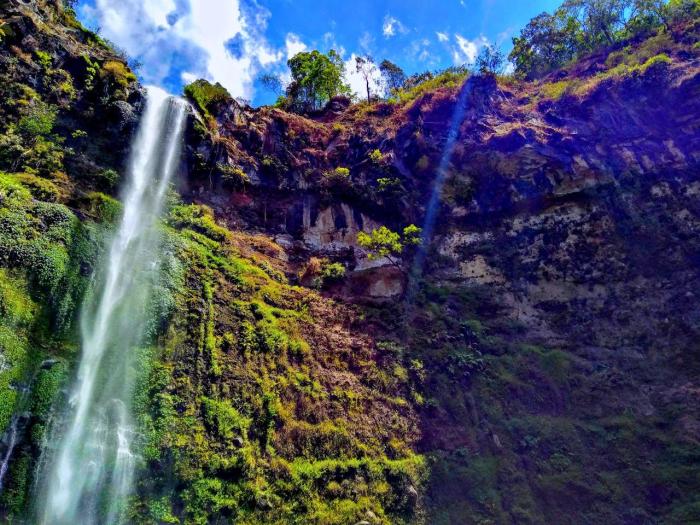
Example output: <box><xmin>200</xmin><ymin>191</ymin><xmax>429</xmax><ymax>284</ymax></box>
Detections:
<box><xmin>79</xmin><ymin>0</ymin><xmax>293</xmax><ymax>99</ymax></box>
<box><xmin>436</xmin><ymin>31</ymin><xmax>449</xmax><ymax>43</ymax></box>
<box><xmin>359</xmin><ymin>30</ymin><xmax>374</xmax><ymax>52</ymax></box>
<box><xmin>452</xmin><ymin>34</ymin><xmax>488</xmax><ymax>65</ymax></box>
<box><xmin>382</xmin><ymin>15</ymin><xmax>407</xmax><ymax>38</ymax></box>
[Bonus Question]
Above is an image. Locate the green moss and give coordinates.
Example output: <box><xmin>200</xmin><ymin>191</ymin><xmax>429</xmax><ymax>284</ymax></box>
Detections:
<box><xmin>184</xmin><ymin>79</ymin><xmax>232</xmax><ymax>119</ymax></box>
<box><xmin>202</xmin><ymin>397</ymin><xmax>250</xmax><ymax>441</ymax></box>
<box><xmin>169</xmin><ymin>204</ymin><xmax>229</xmax><ymax>242</ymax></box>
<box><xmin>11</xmin><ymin>173</ymin><xmax>62</xmax><ymax>202</ymax></box>
<box><xmin>84</xmin><ymin>191</ymin><xmax>122</xmax><ymax>223</ymax></box>
<box><xmin>100</xmin><ymin>60</ymin><xmax>137</xmax><ymax>88</ymax></box>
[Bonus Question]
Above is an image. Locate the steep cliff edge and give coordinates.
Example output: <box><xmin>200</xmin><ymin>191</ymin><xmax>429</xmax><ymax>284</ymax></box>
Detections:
<box><xmin>0</xmin><ymin>1</ymin><xmax>699</xmax><ymax>524</ymax></box>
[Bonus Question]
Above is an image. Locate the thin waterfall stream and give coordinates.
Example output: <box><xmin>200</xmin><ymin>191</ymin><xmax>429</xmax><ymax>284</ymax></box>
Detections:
<box><xmin>35</xmin><ymin>87</ymin><xmax>186</xmax><ymax>525</ymax></box>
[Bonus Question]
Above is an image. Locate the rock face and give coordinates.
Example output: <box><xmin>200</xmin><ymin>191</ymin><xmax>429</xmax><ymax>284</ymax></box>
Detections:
<box><xmin>182</xmin><ymin>36</ymin><xmax>700</xmax><ymax>523</ymax></box>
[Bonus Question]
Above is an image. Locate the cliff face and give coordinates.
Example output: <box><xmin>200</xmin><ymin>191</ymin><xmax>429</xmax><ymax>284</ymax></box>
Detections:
<box><xmin>183</xmin><ymin>29</ymin><xmax>700</xmax><ymax>524</ymax></box>
<box><xmin>1</xmin><ymin>1</ymin><xmax>700</xmax><ymax>524</ymax></box>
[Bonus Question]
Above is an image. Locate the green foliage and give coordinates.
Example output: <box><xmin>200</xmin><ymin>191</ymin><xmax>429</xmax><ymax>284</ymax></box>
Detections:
<box><xmin>11</xmin><ymin>173</ymin><xmax>61</xmax><ymax>202</ymax></box>
<box><xmin>322</xmin><ymin>166</ymin><xmax>353</xmax><ymax>194</ymax></box>
<box><xmin>99</xmin><ymin>60</ymin><xmax>137</xmax><ymax>90</ymax></box>
<box><xmin>285</xmin><ymin>50</ymin><xmax>350</xmax><ymax>112</ymax></box>
<box><xmin>85</xmin><ymin>191</ymin><xmax>122</xmax><ymax>223</ymax></box>
<box><xmin>357</xmin><ymin>225</ymin><xmax>422</xmax><ymax>268</ymax></box>
<box><xmin>390</xmin><ymin>67</ymin><xmax>468</xmax><ymax>105</ymax></box>
<box><xmin>202</xmin><ymin>397</ymin><xmax>250</xmax><ymax>440</ymax></box>
<box><xmin>320</xmin><ymin>261</ymin><xmax>346</xmax><ymax>286</ymax></box>
<box><xmin>369</xmin><ymin>149</ymin><xmax>384</xmax><ymax>163</ymax></box>
<box><xmin>169</xmin><ymin>204</ymin><xmax>229</xmax><ymax>242</ymax></box>
<box><xmin>0</xmin><ymin>271</ymin><xmax>35</xmax><ymax>431</ymax></box>
<box><xmin>509</xmin><ymin>9</ymin><xmax>581</xmax><ymax>80</ymax></box>
<box><xmin>510</xmin><ymin>0</ymin><xmax>698</xmax><ymax>79</ymax></box>
<box><xmin>184</xmin><ymin>79</ymin><xmax>232</xmax><ymax>119</ymax></box>
<box><xmin>31</xmin><ymin>362</ymin><xmax>68</xmax><ymax>424</ymax></box>
<box><xmin>379</xmin><ymin>59</ymin><xmax>407</xmax><ymax>95</ymax></box>
<box><xmin>218</xmin><ymin>164</ymin><xmax>250</xmax><ymax>189</ymax></box>
<box><xmin>475</xmin><ymin>45</ymin><xmax>506</xmax><ymax>75</ymax></box>
<box><xmin>35</xmin><ymin>50</ymin><xmax>53</xmax><ymax>69</ymax></box>
<box><xmin>17</xmin><ymin>100</ymin><xmax>57</xmax><ymax>138</ymax></box>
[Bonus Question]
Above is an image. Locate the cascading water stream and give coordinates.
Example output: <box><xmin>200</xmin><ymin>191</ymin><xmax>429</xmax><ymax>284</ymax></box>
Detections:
<box><xmin>35</xmin><ymin>86</ymin><xmax>186</xmax><ymax>525</ymax></box>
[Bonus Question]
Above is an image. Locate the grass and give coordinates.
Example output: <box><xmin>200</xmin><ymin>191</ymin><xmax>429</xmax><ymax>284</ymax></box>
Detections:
<box><xmin>389</xmin><ymin>69</ymin><xmax>469</xmax><ymax>106</ymax></box>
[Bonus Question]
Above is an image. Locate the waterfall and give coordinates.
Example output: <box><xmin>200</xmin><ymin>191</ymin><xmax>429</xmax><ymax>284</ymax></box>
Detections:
<box><xmin>35</xmin><ymin>87</ymin><xmax>186</xmax><ymax>525</ymax></box>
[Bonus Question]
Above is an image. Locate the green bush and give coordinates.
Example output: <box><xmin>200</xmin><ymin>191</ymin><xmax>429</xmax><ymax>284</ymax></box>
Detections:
<box><xmin>320</xmin><ymin>261</ymin><xmax>346</xmax><ymax>286</ymax></box>
<box><xmin>390</xmin><ymin>68</ymin><xmax>468</xmax><ymax>105</ymax></box>
<box><xmin>184</xmin><ymin>79</ymin><xmax>232</xmax><ymax>117</ymax></box>
<box><xmin>202</xmin><ymin>397</ymin><xmax>250</xmax><ymax>441</ymax></box>
<box><xmin>169</xmin><ymin>204</ymin><xmax>229</xmax><ymax>242</ymax></box>
<box><xmin>17</xmin><ymin>101</ymin><xmax>57</xmax><ymax>138</ymax></box>
<box><xmin>12</xmin><ymin>173</ymin><xmax>61</xmax><ymax>202</ymax></box>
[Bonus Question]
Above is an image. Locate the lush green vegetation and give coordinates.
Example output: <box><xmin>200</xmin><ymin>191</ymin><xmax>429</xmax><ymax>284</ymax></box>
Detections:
<box><xmin>126</xmin><ymin>202</ymin><xmax>425</xmax><ymax>524</ymax></box>
<box><xmin>510</xmin><ymin>0</ymin><xmax>700</xmax><ymax>79</ymax></box>
<box><xmin>357</xmin><ymin>225</ymin><xmax>422</xmax><ymax>271</ymax></box>
<box><xmin>184</xmin><ymin>79</ymin><xmax>233</xmax><ymax>122</ymax></box>
<box><xmin>278</xmin><ymin>50</ymin><xmax>350</xmax><ymax>113</ymax></box>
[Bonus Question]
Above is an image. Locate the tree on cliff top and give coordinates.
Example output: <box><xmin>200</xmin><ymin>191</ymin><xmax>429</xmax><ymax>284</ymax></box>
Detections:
<box><xmin>284</xmin><ymin>50</ymin><xmax>350</xmax><ymax>112</ymax></box>
<box><xmin>509</xmin><ymin>0</ymin><xmax>699</xmax><ymax>79</ymax></box>
<box><xmin>379</xmin><ymin>59</ymin><xmax>406</xmax><ymax>96</ymax></box>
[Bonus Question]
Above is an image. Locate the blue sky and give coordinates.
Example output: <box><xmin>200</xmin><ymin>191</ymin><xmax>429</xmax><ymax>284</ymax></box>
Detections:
<box><xmin>76</xmin><ymin>0</ymin><xmax>560</xmax><ymax>106</ymax></box>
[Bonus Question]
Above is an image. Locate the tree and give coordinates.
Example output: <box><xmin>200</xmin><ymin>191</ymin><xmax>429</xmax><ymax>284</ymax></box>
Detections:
<box><xmin>355</xmin><ymin>54</ymin><xmax>379</xmax><ymax>103</ymax></box>
<box><xmin>286</xmin><ymin>50</ymin><xmax>349</xmax><ymax>113</ymax></box>
<box><xmin>666</xmin><ymin>0</ymin><xmax>700</xmax><ymax>23</ymax></box>
<box><xmin>357</xmin><ymin>224</ymin><xmax>422</xmax><ymax>273</ymax></box>
<box><xmin>379</xmin><ymin>59</ymin><xmax>406</xmax><ymax>95</ymax></box>
<box><xmin>509</xmin><ymin>10</ymin><xmax>581</xmax><ymax>79</ymax></box>
<box><xmin>475</xmin><ymin>45</ymin><xmax>505</xmax><ymax>76</ymax></box>
<box><xmin>403</xmin><ymin>71</ymin><xmax>434</xmax><ymax>90</ymax></box>
<box><xmin>258</xmin><ymin>73</ymin><xmax>284</xmax><ymax>97</ymax></box>
<box><xmin>562</xmin><ymin>0</ymin><xmax>635</xmax><ymax>47</ymax></box>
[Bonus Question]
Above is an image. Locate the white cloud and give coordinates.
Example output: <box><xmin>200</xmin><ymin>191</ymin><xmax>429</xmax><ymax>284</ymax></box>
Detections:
<box><xmin>284</xmin><ymin>33</ymin><xmax>307</xmax><ymax>60</ymax></box>
<box><xmin>410</xmin><ymin>38</ymin><xmax>434</xmax><ymax>65</ymax></box>
<box><xmin>436</xmin><ymin>31</ymin><xmax>449</xmax><ymax>43</ymax></box>
<box><xmin>452</xmin><ymin>34</ymin><xmax>488</xmax><ymax>65</ymax></box>
<box><xmin>382</xmin><ymin>15</ymin><xmax>407</xmax><ymax>38</ymax></box>
<box><xmin>78</xmin><ymin>0</ymin><xmax>290</xmax><ymax>100</ymax></box>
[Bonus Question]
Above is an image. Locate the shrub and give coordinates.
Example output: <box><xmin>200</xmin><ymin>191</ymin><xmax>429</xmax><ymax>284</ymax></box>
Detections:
<box><xmin>12</xmin><ymin>173</ymin><xmax>61</xmax><ymax>202</ymax></box>
<box><xmin>35</xmin><ymin>50</ymin><xmax>52</xmax><ymax>69</ymax></box>
<box><xmin>369</xmin><ymin>149</ymin><xmax>384</xmax><ymax>163</ymax></box>
<box><xmin>320</xmin><ymin>261</ymin><xmax>346</xmax><ymax>287</ymax></box>
<box><xmin>540</xmin><ymin>80</ymin><xmax>573</xmax><ymax>100</ymax></box>
<box><xmin>218</xmin><ymin>164</ymin><xmax>250</xmax><ymax>189</ymax></box>
<box><xmin>323</xmin><ymin>167</ymin><xmax>352</xmax><ymax>192</ymax></box>
<box><xmin>100</xmin><ymin>60</ymin><xmax>137</xmax><ymax>89</ymax></box>
<box><xmin>169</xmin><ymin>204</ymin><xmax>229</xmax><ymax>242</ymax></box>
<box><xmin>17</xmin><ymin>101</ymin><xmax>57</xmax><ymax>137</ymax></box>
<box><xmin>85</xmin><ymin>192</ymin><xmax>122</xmax><ymax>223</ymax></box>
<box><xmin>202</xmin><ymin>397</ymin><xmax>250</xmax><ymax>441</ymax></box>
<box><xmin>184</xmin><ymin>79</ymin><xmax>232</xmax><ymax>117</ymax></box>
<box><xmin>390</xmin><ymin>67</ymin><xmax>468</xmax><ymax>105</ymax></box>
